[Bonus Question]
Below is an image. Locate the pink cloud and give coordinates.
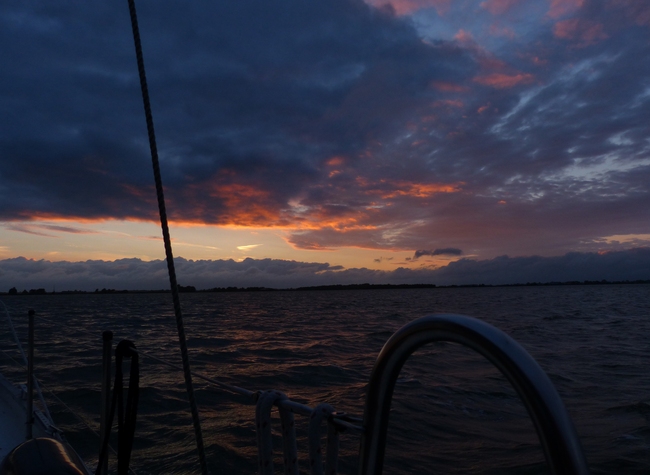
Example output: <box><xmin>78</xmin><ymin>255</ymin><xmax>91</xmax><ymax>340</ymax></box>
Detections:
<box><xmin>432</xmin><ymin>99</ymin><xmax>464</xmax><ymax>108</ymax></box>
<box><xmin>480</xmin><ymin>0</ymin><xmax>520</xmax><ymax>16</ymax></box>
<box><xmin>379</xmin><ymin>181</ymin><xmax>464</xmax><ymax>198</ymax></box>
<box><xmin>363</xmin><ymin>0</ymin><xmax>451</xmax><ymax>16</ymax></box>
<box><xmin>454</xmin><ymin>29</ymin><xmax>475</xmax><ymax>44</ymax></box>
<box><xmin>473</xmin><ymin>72</ymin><xmax>535</xmax><ymax>89</ymax></box>
<box><xmin>429</xmin><ymin>81</ymin><xmax>469</xmax><ymax>93</ymax></box>
<box><xmin>554</xmin><ymin>18</ymin><xmax>609</xmax><ymax>47</ymax></box>
<box><xmin>547</xmin><ymin>0</ymin><xmax>585</xmax><ymax>19</ymax></box>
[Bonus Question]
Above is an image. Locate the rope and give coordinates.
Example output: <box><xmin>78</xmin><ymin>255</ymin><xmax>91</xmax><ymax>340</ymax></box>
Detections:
<box><xmin>96</xmin><ymin>340</ymin><xmax>140</xmax><ymax>475</ymax></box>
<box><xmin>3</xmin><ymin>307</ymin><xmax>361</xmax><ymax>424</ymax></box>
<box><xmin>125</xmin><ymin>1</ymin><xmax>208</xmax><ymax>474</ymax></box>
<box><xmin>137</xmin><ymin>349</ymin><xmax>363</xmax><ymax>433</ymax></box>
<box><xmin>2</xmin><ymin>305</ymin><xmax>361</xmax><ymax>472</ymax></box>
<box><xmin>42</xmin><ymin>386</ymin><xmax>140</xmax><ymax>475</ymax></box>
<box><xmin>0</xmin><ymin>348</ymin><xmax>138</xmax><ymax>475</ymax></box>
<box><xmin>308</xmin><ymin>403</ymin><xmax>339</xmax><ymax>475</ymax></box>
<box><xmin>2</xmin><ymin>308</ymin><xmax>362</xmax><ymax>428</ymax></box>
<box><xmin>0</xmin><ymin>302</ymin><xmax>53</xmax><ymax>423</ymax></box>
<box><xmin>139</xmin><ymin>349</ymin><xmax>255</xmax><ymax>399</ymax></box>
<box><xmin>0</xmin><ymin>350</ymin><xmax>137</xmax><ymax>475</ymax></box>
<box><xmin>255</xmin><ymin>390</ymin><xmax>299</xmax><ymax>475</ymax></box>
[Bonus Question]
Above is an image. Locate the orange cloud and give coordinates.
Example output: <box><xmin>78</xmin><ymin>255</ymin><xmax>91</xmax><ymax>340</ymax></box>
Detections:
<box><xmin>547</xmin><ymin>0</ymin><xmax>584</xmax><ymax>19</ymax></box>
<box><xmin>14</xmin><ymin>175</ymin><xmax>462</xmax><ymax>238</ymax></box>
<box><xmin>463</xmin><ymin>41</ymin><xmax>537</xmax><ymax>90</ymax></box>
<box><xmin>326</xmin><ymin>159</ymin><xmax>345</xmax><ymax>178</ymax></box>
<box><xmin>288</xmin><ymin>199</ymin><xmax>383</xmax><ymax>233</ymax></box>
<box><xmin>473</xmin><ymin>72</ymin><xmax>534</xmax><ymax>88</ymax></box>
<box><xmin>174</xmin><ymin>182</ymin><xmax>285</xmax><ymax>228</ymax></box>
<box><xmin>380</xmin><ymin>181</ymin><xmax>463</xmax><ymax>198</ymax></box>
<box><xmin>554</xmin><ymin>18</ymin><xmax>608</xmax><ymax>47</ymax></box>
<box><xmin>207</xmin><ymin>182</ymin><xmax>269</xmax><ymax>203</ymax></box>
<box><xmin>184</xmin><ymin>174</ymin><xmax>385</xmax><ymax>233</ymax></box>
<box><xmin>454</xmin><ymin>29</ymin><xmax>475</xmax><ymax>44</ymax></box>
<box><xmin>364</xmin><ymin>0</ymin><xmax>451</xmax><ymax>16</ymax></box>
<box><xmin>326</xmin><ymin>156</ymin><xmax>345</xmax><ymax>166</ymax></box>
<box><xmin>311</xmin><ymin>219</ymin><xmax>378</xmax><ymax>232</ymax></box>
<box><xmin>275</xmin><ymin>179</ymin><xmax>466</xmax><ymax>236</ymax></box>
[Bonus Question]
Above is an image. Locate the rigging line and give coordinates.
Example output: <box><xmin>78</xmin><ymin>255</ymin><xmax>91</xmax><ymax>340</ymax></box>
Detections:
<box><xmin>42</xmin><ymin>386</ymin><xmax>140</xmax><ymax>475</ymax></box>
<box><xmin>138</xmin><ymin>349</ymin><xmax>255</xmax><ymax>399</ymax></box>
<box><xmin>0</xmin><ymin>302</ymin><xmax>53</xmax><ymax>422</ymax></box>
<box><xmin>1</xmin><ymin>350</ymin><xmax>139</xmax><ymax>475</ymax></box>
<box><xmin>1</xmin><ymin>300</ymin><xmax>28</xmax><ymax>365</ymax></box>
<box><xmin>125</xmin><ymin>2</ymin><xmax>208</xmax><ymax>474</ymax></box>
<box><xmin>4</xmin><ymin>336</ymin><xmax>363</xmax><ymax>434</ymax></box>
<box><xmin>137</xmin><ymin>349</ymin><xmax>363</xmax><ymax>433</ymax></box>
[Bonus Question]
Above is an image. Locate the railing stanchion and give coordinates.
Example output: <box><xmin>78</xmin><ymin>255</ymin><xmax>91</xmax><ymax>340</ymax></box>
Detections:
<box><xmin>26</xmin><ymin>309</ymin><xmax>35</xmax><ymax>440</ymax></box>
<box><xmin>99</xmin><ymin>330</ymin><xmax>114</xmax><ymax>475</ymax></box>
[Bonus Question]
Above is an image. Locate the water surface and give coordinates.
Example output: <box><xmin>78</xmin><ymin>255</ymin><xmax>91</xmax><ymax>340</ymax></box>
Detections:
<box><xmin>1</xmin><ymin>285</ymin><xmax>649</xmax><ymax>474</ymax></box>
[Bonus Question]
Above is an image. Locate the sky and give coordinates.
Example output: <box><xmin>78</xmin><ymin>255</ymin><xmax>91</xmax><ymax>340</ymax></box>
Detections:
<box><xmin>1</xmin><ymin>0</ymin><xmax>649</xmax><ymax>290</ymax></box>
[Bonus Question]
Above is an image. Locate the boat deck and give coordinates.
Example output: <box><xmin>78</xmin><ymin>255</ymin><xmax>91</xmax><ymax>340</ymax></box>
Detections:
<box><xmin>0</xmin><ymin>373</ymin><xmax>26</xmax><ymax>463</ymax></box>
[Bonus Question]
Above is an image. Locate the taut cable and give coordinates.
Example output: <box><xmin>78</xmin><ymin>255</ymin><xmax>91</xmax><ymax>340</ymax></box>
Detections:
<box><xmin>125</xmin><ymin>1</ymin><xmax>208</xmax><ymax>473</ymax></box>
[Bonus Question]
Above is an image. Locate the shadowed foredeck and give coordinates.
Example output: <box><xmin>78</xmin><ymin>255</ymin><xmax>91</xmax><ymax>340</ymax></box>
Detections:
<box><xmin>0</xmin><ymin>373</ymin><xmax>27</xmax><ymax>464</ymax></box>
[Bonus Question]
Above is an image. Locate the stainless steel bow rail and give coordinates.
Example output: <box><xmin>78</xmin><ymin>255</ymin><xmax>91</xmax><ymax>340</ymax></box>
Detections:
<box><xmin>0</xmin><ymin>301</ymin><xmax>53</xmax><ymax>436</ymax></box>
<box><xmin>359</xmin><ymin>314</ymin><xmax>590</xmax><ymax>475</ymax></box>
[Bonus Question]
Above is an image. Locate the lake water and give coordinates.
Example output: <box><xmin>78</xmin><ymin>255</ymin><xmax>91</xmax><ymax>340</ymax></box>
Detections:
<box><xmin>1</xmin><ymin>285</ymin><xmax>649</xmax><ymax>474</ymax></box>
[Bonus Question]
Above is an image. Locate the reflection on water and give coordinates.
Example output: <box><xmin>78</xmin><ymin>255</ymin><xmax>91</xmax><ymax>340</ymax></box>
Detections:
<box><xmin>1</xmin><ymin>285</ymin><xmax>649</xmax><ymax>474</ymax></box>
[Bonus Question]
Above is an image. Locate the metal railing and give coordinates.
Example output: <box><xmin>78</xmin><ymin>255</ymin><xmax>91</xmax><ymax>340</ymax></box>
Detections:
<box><xmin>0</xmin><ymin>301</ymin><xmax>53</xmax><ymax>435</ymax></box>
<box><xmin>358</xmin><ymin>314</ymin><xmax>590</xmax><ymax>475</ymax></box>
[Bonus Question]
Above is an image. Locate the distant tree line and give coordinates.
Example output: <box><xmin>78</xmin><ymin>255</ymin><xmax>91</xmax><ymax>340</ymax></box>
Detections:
<box><xmin>3</xmin><ymin>279</ymin><xmax>650</xmax><ymax>296</ymax></box>
<box><xmin>7</xmin><ymin>287</ymin><xmax>46</xmax><ymax>295</ymax></box>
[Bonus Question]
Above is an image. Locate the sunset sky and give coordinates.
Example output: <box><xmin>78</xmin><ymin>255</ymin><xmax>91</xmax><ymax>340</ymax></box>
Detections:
<box><xmin>1</xmin><ymin>0</ymin><xmax>649</xmax><ymax>289</ymax></box>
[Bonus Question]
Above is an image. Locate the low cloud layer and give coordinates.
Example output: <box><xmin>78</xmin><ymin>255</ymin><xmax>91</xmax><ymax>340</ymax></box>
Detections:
<box><xmin>2</xmin><ymin>248</ymin><xmax>648</xmax><ymax>291</ymax></box>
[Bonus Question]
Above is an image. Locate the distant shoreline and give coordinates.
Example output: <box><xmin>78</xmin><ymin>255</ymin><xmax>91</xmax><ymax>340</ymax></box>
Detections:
<box><xmin>2</xmin><ymin>279</ymin><xmax>650</xmax><ymax>296</ymax></box>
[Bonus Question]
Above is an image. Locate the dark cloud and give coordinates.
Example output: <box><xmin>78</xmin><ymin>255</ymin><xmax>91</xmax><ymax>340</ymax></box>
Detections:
<box><xmin>431</xmin><ymin>248</ymin><xmax>650</xmax><ymax>286</ymax></box>
<box><xmin>374</xmin><ymin>256</ymin><xmax>394</xmax><ymax>263</ymax></box>
<box><xmin>5</xmin><ymin>223</ymin><xmax>98</xmax><ymax>236</ymax></box>
<box><xmin>2</xmin><ymin>248</ymin><xmax>649</xmax><ymax>291</ymax></box>
<box><xmin>0</xmin><ymin>0</ymin><xmax>473</xmax><ymax>226</ymax></box>
<box><xmin>5</xmin><ymin>225</ymin><xmax>53</xmax><ymax>238</ymax></box>
<box><xmin>0</xmin><ymin>1</ymin><xmax>648</xmax><ymax>259</ymax></box>
<box><xmin>414</xmin><ymin>248</ymin><xmax>462</xmax><ymax>259</ymax></box>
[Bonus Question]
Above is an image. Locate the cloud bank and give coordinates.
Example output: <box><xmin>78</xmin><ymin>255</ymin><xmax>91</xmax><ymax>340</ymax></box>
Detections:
<box><xmin>2</xmin><ymin>248</ymin><xmax>649</xmax><ymax>291</ymax></box>
<box><xmin>0</xmin><ymin>1</ymin><xmax>648</xmax><ymax>260</ymax></box>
